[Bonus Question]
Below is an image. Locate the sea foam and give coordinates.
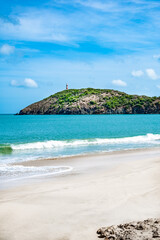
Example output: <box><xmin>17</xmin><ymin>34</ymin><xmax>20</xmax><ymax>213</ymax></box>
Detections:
<box><xmin>0</xmin><ymin>165</ymin><xmax>73</xmax><ymax>182</ymax></box>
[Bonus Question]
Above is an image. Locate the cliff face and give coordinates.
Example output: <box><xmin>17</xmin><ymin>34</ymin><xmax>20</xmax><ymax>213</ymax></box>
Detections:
<box><xmin>18</xmin><ymin>88</ymin><xmax>160</xmax><ymax>115</ymax></box>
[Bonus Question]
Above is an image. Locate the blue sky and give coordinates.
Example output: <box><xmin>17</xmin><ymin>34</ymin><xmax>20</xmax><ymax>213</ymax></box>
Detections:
<box><xmin>1</xmin><ymin>0</ymin><xmax>160</xmax><ymax>113</ymax></box>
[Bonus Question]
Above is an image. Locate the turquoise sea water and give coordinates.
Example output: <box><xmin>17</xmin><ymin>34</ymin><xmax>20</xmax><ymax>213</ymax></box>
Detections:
<box><xmin>1</xmin><ymin>114</ymin><xmax>160</xmax><ymax>181</ymax></box>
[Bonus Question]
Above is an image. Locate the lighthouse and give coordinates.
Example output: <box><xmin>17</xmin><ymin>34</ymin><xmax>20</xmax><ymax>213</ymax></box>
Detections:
<box><xmin>66</xmin><ymin>83</ymin><xmax>68</xmax><ymax>90</ymax></box>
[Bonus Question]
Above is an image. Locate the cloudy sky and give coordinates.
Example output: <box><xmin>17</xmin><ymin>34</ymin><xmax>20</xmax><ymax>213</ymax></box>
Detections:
<box><xmin>1</xmin><ymin>0</ymin><xmax>160</xmax><ymax>113</ymax></box>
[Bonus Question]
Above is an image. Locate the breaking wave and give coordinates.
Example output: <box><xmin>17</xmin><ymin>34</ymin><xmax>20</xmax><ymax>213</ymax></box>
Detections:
<box><xmin>5</xmin><ymin>133</ymin><xmax>160</xmax><ymax>151</ymax></box>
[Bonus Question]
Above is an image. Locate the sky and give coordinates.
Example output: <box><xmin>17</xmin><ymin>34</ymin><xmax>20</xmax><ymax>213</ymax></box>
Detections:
<box><xmin>1</xmin><ymin>0</ymin><xmax>160</xmax><ymax>113</ymax></box>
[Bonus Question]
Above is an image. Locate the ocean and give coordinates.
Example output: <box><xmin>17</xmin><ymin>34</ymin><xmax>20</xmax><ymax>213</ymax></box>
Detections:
<box><xmin>1</xmin><ymin>114</ymin><xmax>160</xmax><ymax>182</ymax></box>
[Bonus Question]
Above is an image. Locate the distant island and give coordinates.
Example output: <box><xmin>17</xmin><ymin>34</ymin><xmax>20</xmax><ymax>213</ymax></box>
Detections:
<box><xmin>18</xmin><ymin>88</ymin><xmax>160</xmax><ymax>114</ymax></box>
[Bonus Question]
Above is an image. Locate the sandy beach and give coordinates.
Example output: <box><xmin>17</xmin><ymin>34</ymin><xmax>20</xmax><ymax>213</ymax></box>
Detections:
<box><xmin>0</xmin><ymin>148</ymin><xmax>160</xmax><ymax>240</ymax></box>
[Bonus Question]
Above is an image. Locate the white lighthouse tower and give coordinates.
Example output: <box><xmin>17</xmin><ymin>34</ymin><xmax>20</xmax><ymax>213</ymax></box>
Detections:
<box><xmin>66</xmin><ymin>83</ymin><xmax>68</xmax><ymax>90</ymax></box>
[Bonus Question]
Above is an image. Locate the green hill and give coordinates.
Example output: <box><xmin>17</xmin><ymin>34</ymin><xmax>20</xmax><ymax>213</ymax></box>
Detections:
<box><xmin>18</xmin><ymin>88</ymin><xmax>160</xmax><ymax>114</ymax></box>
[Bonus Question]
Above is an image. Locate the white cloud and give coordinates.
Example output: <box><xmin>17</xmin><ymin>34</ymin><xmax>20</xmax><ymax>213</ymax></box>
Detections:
<box><xmin>146</xmin><ymin>68</ymin><xmax>159</xmax><ymax>80</ymax></box>
<box><xmin>76</xmin><ymin>1</ymin><xmax>118</xmax><ymax>12</ymax></box>
<box><xmin>0</xmin><ymin>11</ymin><xmax>71</xmax><ymax>44</ymax></box>
<box><xmin>10</xmin><ymin>80</ymin><xmax>19</xmax><ymax>87</ymax></box>
<box><xmin>131</xmin><ymin>70</ymin><xmax>144</xmax><ymax>77</ymax></box>
<box><xmin>112</xmin><ymin>79</ymin><xmax>127</xmax><ymax>86</ymax></box>
<box><xmin>24</xmin><ymin>78</ymin><xmax>38</xmax><ymax>88</ymax></box>
<box><xmin>0</xmin><ymin>44</ymin><xmax>15</xmax><ymax>55</ymax></box>
<box><xmin>11</xmin><ymin>78</ymin><xmax>38</xmax><ymax>88</ymax></box>
<box><xmin>76</xmin><ymin>0</ymin><xmax>160</xmax><ymax>12</ymax></box>
<box><xmin>0</xmin><ymin>2</ymin><xmax>159</xmax><ymax>50</ymax></box>
<box><xmin>153</xmin><ymin>54</ymin><xmax>160</xmax><ymax>59</ymax></box>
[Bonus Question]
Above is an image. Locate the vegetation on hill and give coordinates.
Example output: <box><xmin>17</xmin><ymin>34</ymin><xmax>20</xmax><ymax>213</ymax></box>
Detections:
<box><xmin>18</xmin><ymin>88</ymin><xmax>160</xmax><ymax>115</ymax></box>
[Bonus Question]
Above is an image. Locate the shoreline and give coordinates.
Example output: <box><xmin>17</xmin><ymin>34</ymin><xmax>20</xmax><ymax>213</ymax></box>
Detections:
<box><xmin>1</xmin><ymin>146</ymin><xmax>159</xmax><ymax>188</ymax></box>
<box><xmin>0</xmin><ymin>148</ymin><xmax>160</xmax><ymax>239</ymax></box>
<box><xmin>13</xmin><ymin>146</ymin><xmax>160</xmax><ymax>166</ymax></box>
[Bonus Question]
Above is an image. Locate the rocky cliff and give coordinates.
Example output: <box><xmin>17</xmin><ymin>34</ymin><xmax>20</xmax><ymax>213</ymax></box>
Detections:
<box><xmin>18</xmin><ymin>88</ymin><xmax>160</xmax><ymax>115</ymax></box>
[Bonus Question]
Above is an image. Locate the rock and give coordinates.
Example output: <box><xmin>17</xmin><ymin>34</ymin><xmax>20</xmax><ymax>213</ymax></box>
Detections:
<box><xmin>97</xmin><ymin>219</ymin><xmax>160</xmax><ymax>240</ymax></box>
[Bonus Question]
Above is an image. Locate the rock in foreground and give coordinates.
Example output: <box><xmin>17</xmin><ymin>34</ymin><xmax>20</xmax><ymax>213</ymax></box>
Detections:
<box><xmin>97</xmin><ymin>218</ymin><xmax>160</xmax><ymax>240</ymax></box>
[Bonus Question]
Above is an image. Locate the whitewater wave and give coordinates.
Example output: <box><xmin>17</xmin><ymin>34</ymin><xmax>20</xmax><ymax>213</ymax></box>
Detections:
<box><xmin>0</xmin><ymin>165</ymin><xmax>73</xmax><ymax>181</ymax></box>
<box><xmin>8</xmin><ymin>133</ymin><xmax>160</xmax><ymax>151</ymax></box>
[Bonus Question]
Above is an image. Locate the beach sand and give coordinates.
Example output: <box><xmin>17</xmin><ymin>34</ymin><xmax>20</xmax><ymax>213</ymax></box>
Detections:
<box><xmin>0</xmin><ymin>149</ymin><xmax>160</xmax><ymax>240</ymax></box>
